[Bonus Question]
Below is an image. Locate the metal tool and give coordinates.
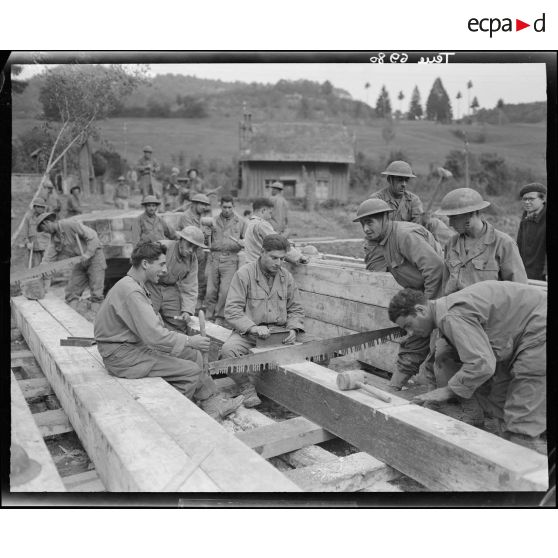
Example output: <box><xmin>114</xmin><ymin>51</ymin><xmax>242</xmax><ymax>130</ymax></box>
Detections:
<box><xmin>209</xmin><ymin>326</ymin><xmax>405</xmax><ymax>375</ymax></box>
<box><xmin>336</xmin><ymin>370</ymin><xmax>392</xmax><ymax>403</ymax></box>
<box><xmin>60</xmin><ymin>336</ymin><xmax>97</xmax><ymax>347</ymax></box>
<box><xmin>255</xmin><ymin>327</ymin><xmax>292</xmax><ymax>348</ymax></box>
<box><xmin>10</xmin><ymin>256</ymin><xmax>83</xmax><ymax>286</ymax></box>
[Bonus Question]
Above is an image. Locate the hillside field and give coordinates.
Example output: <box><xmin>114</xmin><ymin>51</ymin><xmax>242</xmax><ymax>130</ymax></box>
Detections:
<box><xmin>12</xmin><ymin>116</ymin><xmax>547</xmax><ymax>179</ymax></box>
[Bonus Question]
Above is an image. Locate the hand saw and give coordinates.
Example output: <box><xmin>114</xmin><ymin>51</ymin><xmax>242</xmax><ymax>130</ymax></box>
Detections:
<box><xmin>209</xmin><ymin>326</ymin><xmax>405</xmax><ymax>375</ymax></box>
<box><xmin>10</xmin><ymin>256</ymin><xmax>82</xmax><ymax>286</ymax></box>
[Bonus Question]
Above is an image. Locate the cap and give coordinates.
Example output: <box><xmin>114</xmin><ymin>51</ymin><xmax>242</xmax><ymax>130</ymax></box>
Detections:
<box><xmin>271</xmin><ymin>181</ymin><xmax>284</xmax><ymax>190</ymax></box>
<box><xmin>141</xmin><ymin>195</ymin><xmax>161</xmax><ymax>205</ymax></box>
<box><xmin>519</xmin><ymin>183</ymin><xmax>546</xmax><ymax>198</ymax></box>
<box><xmin>143</xmin><ymin>145</ymin><xmax>153</xmax><ymax>152</ymax></box>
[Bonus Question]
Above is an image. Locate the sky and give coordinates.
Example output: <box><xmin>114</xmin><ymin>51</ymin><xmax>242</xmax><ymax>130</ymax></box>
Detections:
<box><xmin>17</xmin><ymin>61</ymin><xmax>547</xmax><ymax>112</ymax></box>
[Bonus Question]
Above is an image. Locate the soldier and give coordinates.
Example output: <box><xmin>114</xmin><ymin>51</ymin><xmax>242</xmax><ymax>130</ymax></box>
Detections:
<box><xmin>163</xmin><ymin>167</ymin><xmax>181</xmax><ymax>211</ymax></box>
<box><xmin>94</xmin><ymin>241</ymin><xmax>243</xmax><ymax>422</ymax></box>
<box><xmin>418</xmin><ymin>211</ymin><xmax>453</xmax><ymax>248</ymax></box>
<box><xmin>353</xmin><ymin>198</ymin><xmax>444</xmax><ymax>389</ymax></box>
<box><xmin>178</xmin><ymin>193</ymin><xmax>212</xmax><ymax>312</ymax></box>
<box><xmin>136</xmin><ymin>146</ymin><xmax>161</xmax><ymax>198</ymax></box>
<box><xmin>66</xmin><ymin>185</ymin><xmax>82</xmax><ymax>217</ymax></box>
<box><xmin>146</xmin><ymin>226</ymin><xmax>204</xmax><ymax>332</ymax></box>
<box><xmin>221</xmin><ymin>234</ymin><xmax>312</xmax><ymax>407</ymax></box>
<box><xmin>23</xmin><ymin>197</ymin><xmax>49</xmax><ymax>267</ymax></box>
<box><xmin>37</xmin><ymin>212</ymin><xmax>107</xmax><ymax>311</ymax></box>
<box><xmin>269</xmin><ymin>180</ymin><xmax>290</xmax><ymax>237</ymax></box>
<box><xmin>517</xmin><ymin>183</ymin><xmax>547</xmax><ymax>281</ymax></box>
<box><xmin>366</xmin><ymin>160</ymin><xmax>424</xmax><ymax>271</ymax></box>
<box><xmin>131</xmin><ymin>195</ymin><xmax>176</xmax><ymax>244</ymax></box>
<box><xmin>113</xmin><ymin>176</ymin><xmax>130</xmax><ymax>210</ymax></box>
<box><xmin>388</xmin><ymin>282</ymin><xmax>547</xmax><ymax>454</ymax></box>
<box><xmin>205</xmin><ymin>195</ymin><xmax>246</xmax><ymax>326</ymax></box>
<box><xmin>42</xmin><ymin>180</ymin><xmax>62</xmax><ymax>216</ymax></box>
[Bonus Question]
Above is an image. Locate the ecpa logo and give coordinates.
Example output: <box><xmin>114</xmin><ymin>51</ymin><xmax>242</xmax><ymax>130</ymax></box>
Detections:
<box><xmin>468</xmin><ymin>13</ymin><xmax>546</xmax><ymax>37</ymax></box>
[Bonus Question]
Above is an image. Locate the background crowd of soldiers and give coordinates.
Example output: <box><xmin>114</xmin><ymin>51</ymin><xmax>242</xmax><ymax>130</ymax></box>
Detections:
<box><xmin>20</xmin><ymin>144</ymin><xmax>548</xmax><ymax>451</ymax></box>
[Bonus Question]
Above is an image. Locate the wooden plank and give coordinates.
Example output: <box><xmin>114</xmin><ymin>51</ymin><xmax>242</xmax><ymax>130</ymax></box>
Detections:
<box><xmin>10</xmin><ymin>371</ymin><xmax>66</xmax><ymax>492</ymax></box>
<box><xmin>254</xmin><ymin>361</ymin><xmax>548</xmax><ymax>492</ymax></box>
<box><xmin>235</xmin><ymin>417</ymin><xmax>336</xmax><ymax>458</ymax></box>
<box><xmin>285</xmin><ymin>452</ymin><xmax>399</xmax><ymax>492</ymax></box>
<box><xmin>62</xmin><ymin>470</ymin><xmax>105</xmax><ymax>492</ymax></box>
<box><xmin>18</xmin><ymin>378</ymin><xmax>54</xmax><ymax>399</ymax></box>
<box><xmin>34</xmin><ymin>409</ymin><xmax>73</xmax><ymax>437</ymax></box>
<box><xmin>11</xmin><ymin>350</ymin><xmax>35</xmax><ymax>360</ymax></box>
<box><xmin>188</xmin><ymin>316</ymin><xmax>230</xmax><ymax>344</ymax></box>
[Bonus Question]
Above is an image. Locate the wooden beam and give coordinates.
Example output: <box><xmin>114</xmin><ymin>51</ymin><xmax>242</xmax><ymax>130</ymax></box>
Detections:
<box><xmin>18</xmin><ymin>378</ymin><xmax>54</xmax><ymax>399</ymax></box>
<box><xmin>11</xmin><ymin>350</ymin><xmax>35</xmax><ymax>360</ymax></box>
<box><xmin>10</xmin><ymin>371</ymin><xmax>66</xmax><ymax>492</ymax></box>
<box><xmin>254</xmin><ymin>361</ymin><xmax>548</xmax><ymax>492</ymax></box>
<box><xmin>236</xmin><ymin>417</ymin><xmax>336</xmax><ymax>458</ymax></box>
<box><xmin>13</xmin><ymin>294</ymin><xmax>298</xmax><ymax>492</ymax></box>
<box><xmin>34</xmin><ymin>409</ymin><xmax>73</xmax><ymax>437</ymax></box>
<box><xmin>62</xmin><ymin>469</ymin><xmax>105</xmax><ymax>492</ymax></box>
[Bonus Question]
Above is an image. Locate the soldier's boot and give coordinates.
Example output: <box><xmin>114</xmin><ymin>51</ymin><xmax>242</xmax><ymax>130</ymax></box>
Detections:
<box><xmin>237</xmin><ymin>382</ymin><xmax>262</xmax><ymax>408</ymax></box>
<box><xmin>503</xmin><ymin>432</ymin><xmax>547</xmax><ymax>455</ymax></box>
<box><xmin>460</xmin><ymin>397</ymin><xmax>485</xmax><ymax>427</ymax></box>
<box><xmin>200</xmin><ymin>394</ymin><xmax>244</xmax><ymax>422</ymax></box>
<box><xmin>68</xmin><ymin>299</ymin><xmax>79</xmax><ymax>311</ymax></box>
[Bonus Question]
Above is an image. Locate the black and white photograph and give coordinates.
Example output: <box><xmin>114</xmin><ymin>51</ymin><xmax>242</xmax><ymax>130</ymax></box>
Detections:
<box><xmin>3</xmin><ymin>51</ymin><xmax>555</xmax><ymax>508</ymax></box>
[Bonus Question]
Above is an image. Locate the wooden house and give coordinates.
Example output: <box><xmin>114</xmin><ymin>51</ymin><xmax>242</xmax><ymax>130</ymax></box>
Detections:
<box><xmin>238</xmin><ymin>116</ymin><xmax>355</xmax><ymax>201</ymax></box>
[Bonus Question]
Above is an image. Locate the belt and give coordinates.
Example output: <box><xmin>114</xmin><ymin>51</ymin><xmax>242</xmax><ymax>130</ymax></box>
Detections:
<box><xmin>211</xmin><ymin>250</ymin><xmax>239</xmax><ymax>256</ymax></box>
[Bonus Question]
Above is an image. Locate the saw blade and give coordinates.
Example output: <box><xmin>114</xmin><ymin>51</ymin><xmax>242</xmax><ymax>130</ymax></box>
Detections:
<box><xmin>10</xmin><ymin>256</ymin><xmax>82</xmax><ymax>285</ymax></box>
<box><xmin>209</xmin><ymin>326</ymin><xmax>405</xmax><ymax>375</ymax></box>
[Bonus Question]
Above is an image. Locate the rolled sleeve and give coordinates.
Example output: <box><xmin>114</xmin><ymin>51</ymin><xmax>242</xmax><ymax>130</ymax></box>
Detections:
<box><xmin>441</xmin><ymin>315</ymin><xmax>497</xmax><ymax>399</ymax></box>
<box><xmin>177</xmin><ymin>258</ymin><xmax>198</xmax><ymax>314</ymax></box>
<box><xmin>500</xmin><ymin>240</ymin><xmax>528</xmax><ymax>284</ymax></box>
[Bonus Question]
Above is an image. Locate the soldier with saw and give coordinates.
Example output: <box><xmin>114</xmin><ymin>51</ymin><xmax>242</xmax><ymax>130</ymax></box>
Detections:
<box><xmin>220</xmin><ymin>234</ymin><xmax>311</xmax><ymax>407</ymax></box>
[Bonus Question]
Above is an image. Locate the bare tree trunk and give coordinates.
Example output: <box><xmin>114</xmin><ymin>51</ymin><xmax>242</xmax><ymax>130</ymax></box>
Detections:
<box><xmin>79</xmin><ymin>142</ymin><xmax>91</xmax><ymax>195</ymax></box>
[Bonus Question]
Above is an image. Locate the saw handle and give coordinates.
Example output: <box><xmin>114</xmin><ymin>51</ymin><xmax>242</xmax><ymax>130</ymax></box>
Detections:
<box><xmin>198</xmin><ymin>310</ymin><xmax>209</xmax><ymax>375</ymax></box>
<box><xmin>357</xmin><ymin>381</ymin><xmax>392</xmax><ymax>403</ymax></box>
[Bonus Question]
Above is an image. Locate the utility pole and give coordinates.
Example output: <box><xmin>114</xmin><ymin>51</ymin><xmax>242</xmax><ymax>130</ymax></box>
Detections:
<box><xmin>464</xmin><ymin>133</ymin><xmax>470</xmax><ymax>188</ymax></box>
<box><xmin>123</xmin><ymin>122</ymin><xmax>128</xmax><ymax>163</ymax></box>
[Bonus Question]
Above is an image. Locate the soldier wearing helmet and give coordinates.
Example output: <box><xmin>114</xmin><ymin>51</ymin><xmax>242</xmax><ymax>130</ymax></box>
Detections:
<box><xmin>131</xmin><ymin>195</ymin><xmax>176</xmax><ymax>244</ymax></box>
<box><xmin>66</xmin><ymin>185</ymin><xmax>82</xmax><ymax>217</ymax></box>
<box><xmin>23</xmin><ymin>197</ymin><xmax>50</xmax><ymax>267</ymax></box>
<box><xmin>163</xmin><ymin>167</ymin><xmax>181</xmax><ymax>211</ymax></box>
<box><xmin>268</xmin><ymin>180</ymin><xmax>290</xmax><ymax>238</ymax></box>
<box><xmin>354</xmin><ymin>198</ymin><xmax>445</xmax><ymax>390</ymax></box>
<box><xmin>113</xmin><ymin>176</ymin><xmax>130</xmax><ymax>210</ymax></box>
<box><xmin>41</xmin><ymin>179</ymin><xmax>62</xmax><ymax>216</ymax></box>
<box><xmin>135</xmin><ymin>145</ymin><xmax>161</xmax><ymax>197</ymax></box>
<box><xmin>365</xmin><ymin>161</ymin><xmax>424</xmax><ymax>271</ymax></box>
<box><xmin>145</xmin><ymin>226</ymin><xmax>207</xmax><ymax>332</ymax></box>
<box><xmin>430</xmin><ymin>188</ymin><xmax>528</xmax><ymax>399</ymax></box>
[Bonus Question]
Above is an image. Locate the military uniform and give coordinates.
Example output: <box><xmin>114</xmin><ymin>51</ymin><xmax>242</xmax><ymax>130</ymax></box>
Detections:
<box><xmin>163</xmin><ymin>176</ymin><xmax>180</xmax><ymax>211</ymax></box>
<box><xmin>131</xmin><ymin>213</ymin><xmax>176</xmax><ymax>244</ymax></box>
<box><xmin>43</xmin><ymin>188</ymin><xmax>62</xmax><ymax>216</ymax></box>
<box><xmin>432</xmin><ymin>281</ymin><xmax>546</xmax><ymax>439</ymax></box>
<box><xmin>42</xmin><ymin>219</ymin><xmax>107</xmax><ymax>304</ymax></box>
<box><xmin>423</xmin><ymin>216</ymin><xmax>453</xmax><ymax>248</ymax></box>
<box><xmin>24</xmin><ymin>212</ymin><xmax>50</xmax><ymax>267</ymax></box>
<box><xmin>66</xmin><ymin>192</ymin><xmax>82</xmax><ymax>217</ymax></box>
<box><xmin>94</xmin><ymin>275</ymin><xmax>214</xmax><ymax>400</ymax></box>
<box><xmin>365</xmin><ymin>188</ymin><xmax>424</xmax><ymax>271</ymax></box>
<box><xmin>270</xmin><ymin>195</ymin><xmax>289</xmax><ymax>236</ymax></box>
<box><xmin>145</xmin><ymin>240</ymin><xmax>198</xmax><ymax>332</ymax></box>
<box><xmin>517</xmin><ymin>205</ymin><xmax>546</xmax><ymax>281</ymax></box>
<box><xmin>114</xmin><ymin>182</ymin><xmax>130</xmax><ymax>210</ymax></box>
<box><xmin>205</xmin><ymin>212</ymin><xmax>246</xmax><ymax>323</ymax></box>
<box><xmin>136</xmin><ymin>155</ymin><xmax>161</xmax><ymax>197</ymax></box>
<box><xmin>375</xmin><ymin>220</ymin><xmax>444</xmax><ymax>378</ymax></box>
<box><xmin>221</xmin><ymin>259</ymin><xmax>309</xmax><ymax>359</ymax></box>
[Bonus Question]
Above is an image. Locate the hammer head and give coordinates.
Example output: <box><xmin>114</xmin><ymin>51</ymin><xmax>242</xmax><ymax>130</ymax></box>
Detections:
<box><xmin>336</xmin><ymin>370</ymin><xmax>366</xmax><ymax>390</ymax></box>
<box><xmin>436</xmin><ymin>167</ymin><xmax>453</xmax><ymax>179</ymax></box>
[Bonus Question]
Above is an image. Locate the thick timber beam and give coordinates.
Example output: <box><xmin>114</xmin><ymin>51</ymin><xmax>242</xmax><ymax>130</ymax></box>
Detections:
<box><xmin>254</xmin><ymin>362</ymin><xmax>548</xmax><ymax>492</ymax></box>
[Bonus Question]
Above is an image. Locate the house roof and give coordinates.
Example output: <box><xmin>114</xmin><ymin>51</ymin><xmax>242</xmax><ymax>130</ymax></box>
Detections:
<box><xmin>240</xmin><ymin>122</ymin><xmax>355</xmax><ymax>164</ymax></box>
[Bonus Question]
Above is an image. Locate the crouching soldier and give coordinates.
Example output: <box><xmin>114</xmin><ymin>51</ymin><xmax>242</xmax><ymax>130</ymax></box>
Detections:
<box><xmin>37</xmin><ymin>212</ymin><xmax>107</xmax><ymax>311</ymax></box>
<box><xmin>220</xmin><ymin>234</ymin><xmax>311</xmax><ymax>407</ymax></box>
<box><xmin>387</xmin><ymin>281</ymin><xmax>547</xmax><ymax>454</ymax></box>
<box><xmin>146</xmin><ymin>226</ymin><xmax>205</xmax><ymax>332</ymax></box>
<box><xmin>94</xmin><ymin>242</ymin><xmax>243</xmax><ymax>422</ymax></box>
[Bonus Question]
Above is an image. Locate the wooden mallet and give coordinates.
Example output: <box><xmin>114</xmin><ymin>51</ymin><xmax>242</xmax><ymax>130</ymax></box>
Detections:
<box><xmin>336</xmin><ymin>370</ymin><xmax>392</xmax><ymax>403</ymax></box>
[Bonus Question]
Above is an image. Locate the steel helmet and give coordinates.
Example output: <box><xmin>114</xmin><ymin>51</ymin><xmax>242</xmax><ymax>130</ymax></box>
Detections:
<box><xmin>141</xmin><ymin>195</ymin><xmax>161</xmax><ymax>205</ymax></box>
<box><xmin>32</xmin><ymin>197</ymin><xmax>47</xmax><ymax>207</ymax></box>
<box><xmin>176</xmin><ymin>226</ymin><xmax>207</xmax><ymax>248</ymax></box>
<box><xmin>35</xmin><ymin>211</ymin><xmax>56</xmax><ymax>230</ymax></box>
<box><xmin>143</xmin><ymin>145</ymin><xmax>153</xmax><ymax>152</ymax></box>
<box><xmin>381</xmin><ymin>160</ymin><xmax>416</xmax><ymax>178</ymax></box>
<box><xmin>353</xmin><ymin>198</ymin><xmax>394</xmax><ymax>222</ymax></box>
<box><xmin>271</xmin><ymin>181</ymin><xmax>284</xmax><ymax>190</ymax></box>
<box><xmin>117</xmin><ymin>175</ymin><xmax>126</xmax><ymax>181</ymax></box>
<box><xmin>436</xmin><ymin>188</ymin><xmax>490</xmax><ymax>216</ymax></box>
<box><xmin>190</xmin><ymin>193</ymin><xmax>211</xmax><ymax>205</ymax></box>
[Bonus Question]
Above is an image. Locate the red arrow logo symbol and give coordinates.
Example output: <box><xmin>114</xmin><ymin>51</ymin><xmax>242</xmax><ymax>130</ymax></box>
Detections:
<box><xmin>516</xmin><ymin>19</ymin><xmax>530</xmax><ymax>31</ymax></box>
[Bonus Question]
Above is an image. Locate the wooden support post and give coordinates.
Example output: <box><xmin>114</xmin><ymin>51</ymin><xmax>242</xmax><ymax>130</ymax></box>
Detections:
<box><xmin>34</xmin><ymin>409</ymin><xmax>73</xmax><ymax>437</ymax></box>
<box><xmin>62</xmin><ymin>470</ymin><xmax>105</xmax><ymax>492</ymax></box>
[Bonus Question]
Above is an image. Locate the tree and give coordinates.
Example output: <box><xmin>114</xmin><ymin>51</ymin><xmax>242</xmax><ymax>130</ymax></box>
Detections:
<box><xmin>456</xmin><ymin>91</ymin><xmax>462</xmax><ymax>120</ymax></box>
<box><xmin>470</xmin><ymin>96</ymin><xmax>480</xmax><ymax>114</ymax></box>
<box><xmin>321</xmin><ymin>80</ymin><xmax>334</xmax><ymax>96</ymax></box>
<box><xmin>467</xmin><ymin>80</ymin><xmax>473</xmax><ymax>116</ymax></box>
<box><xmin>425</xmin><ymin>77</ymin><xmax>453</xmax><ymax>123</ymax></box>
<box><xmin>408</xmin><ymin>85</ymin><xmax>423</xmax><ymax>120</ymax></box>
<box><xmin>397</xmin><ymin>91</ymin><xmax>405</xmax><ymax>118</ymax></box>
<box><xmin>496</xmin><ymin>98</ymin><xmax>505</xmax><ymax>126</ymax></box>
<box><xmin>297</xmin><ymin>96</ymin><xmax>313</xmax><ymax>119</ymax></box>
<box><xmin>11</xmin><ymin>64</ymin><xmax>29</xmax><ymax>94</ymax></box>
<box><xmin>375</xmin><ymin>85</ymin><xmax>392</xmax><ymax>118</ymax></box>
<box><xmin>364</xmin><ymin>82</ymin><xmax>371</xmax><ymax>106</ymax></box>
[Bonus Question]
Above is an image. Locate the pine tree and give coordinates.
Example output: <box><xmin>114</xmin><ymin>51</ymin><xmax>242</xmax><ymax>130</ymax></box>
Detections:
<box><xmin>470</xmin><ymin>96</ymin><xmax>480</xmax><ymax>114</ymax></box>
<box><xmin>408</xmin><ymin>85</ymin><xmax>423</xmax><ymax>120</ymax></box>
<box><xmin>426</xmin><ymin>77</ymin><xmax>453</xmax><ymax>123</ymax></box>
<box><xmin>456</xmin><ymin>91</ymin><xmax>462</xmax><ymax>120</ymax></box>
<box><xmin>375</xmin><ymin>85</ymin><xmax>392</xmax><ymax>118</ymax></box>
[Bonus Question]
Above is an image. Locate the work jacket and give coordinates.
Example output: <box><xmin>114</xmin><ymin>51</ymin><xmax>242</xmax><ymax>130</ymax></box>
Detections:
<box><xmin>153</xmin><ymin>240</ymin><xmax>198</xmax><ymax>315</ymax></box>
<box><xmin>210</xmin><ymin>212</ymin><xmax>246</xmax><ymax>253</ymax></box>
<box><xmin>114</xmin><ymin>182</ymin><xmax>130</xmax><ymax>200</ymax></box>
<box><xmin>369</xmin><ymin>187</ymin><xmax>423</xmax><ymax>223</ymax></box>
<box><xmin>66</xmin><ymin>193</ymin><xmax>82</xmax><ymax>217</ymax></box>
<box><xmin>270</xmin><ymin>195</ymin><xmax>289</xmax><ymax>235</ymax></box>
<box><xmin>24</xmin><ymin>212</ymin><xmax>50</xmax><ymax>251</ymax></box>
<box><xmin>131</xmin><ymin>212</ymin><xmax>176</xmax><ymax>244</ymax></box>
<box><xmin>43</xmin><ymin>219</ymin><xmax>103</xmax><ymax>261</ymax></box>
<box><xmin>225</xmin><ymin>259</ymin><xmax>305</xmax><ymax>334</ymax></box>
<box><xmin>94</xmin><ymin>274</ymin><xmax>189</xmax><ymax>358</ymax></box>
<box><xmin>376</xmin><ymin>220</ymin><xmax>444</xmax><ymax>299</ymax></box>
<box><xmin>433</xmin><ymin>281</ymin><xmax>546</xmax><ymax>399</ymax></box>
<box><xmin>443</xmin><ymin>221</ymin><xmax>527</xmax><ymax>295</ymax></box>
<box><xmin>43</xmin><ymin>189</ymin><xmax>62</xmax><ymax>215</ymax></box>
<box><xmin>517</xmin><ymin>206</ymin><xmax>546</xmax><ymax>281</ymax></box>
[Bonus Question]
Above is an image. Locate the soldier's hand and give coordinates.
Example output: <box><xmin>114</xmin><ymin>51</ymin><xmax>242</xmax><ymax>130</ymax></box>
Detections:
<box><xmin>412</xmin><ymin>386</ymin><xmax>454</xmax><ymax>406</ymax></box>
<box><xmin>26</xmin><ymin>242</ymin><xmax>33</xmax><ymax>250</ymax></box>
<box><xmin>388</xmin><ymin>370</ymin><xmax>412</xmax><ymax>391</ymax></box>
<box><xmin>282</xmin><ymin>330</ymin><xmax>297</xmax><ymax>344</ymax></box>
<box><xmin>80</xmin><ymin>255</ymin><xmax>91</xmax><ymax>264</ymax></box>
<box><xmin>250</xmin><ymin>325</ymin><xmax>270</xmax><ymax>339</ymax></box>
<box><xmin>178</xmin><ymin>312</ymin><xmax>192</xmax><ymax>324</ymax></box>
<box><xmin>298</xmin><ymin>255</ymin><xmax>310</xmax><ymax>264</ymax></box>
<box><xmin>189</xmin><ymin>334</ymin><xmax>210</xmax><ymax>352</ymax></box>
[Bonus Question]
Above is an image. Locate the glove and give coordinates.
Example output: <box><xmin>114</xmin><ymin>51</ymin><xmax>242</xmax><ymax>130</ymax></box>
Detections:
<box><xmin>188</xmin><ymin>334</ymin><xmax>210</xmax><ymax>352</ymax></box>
